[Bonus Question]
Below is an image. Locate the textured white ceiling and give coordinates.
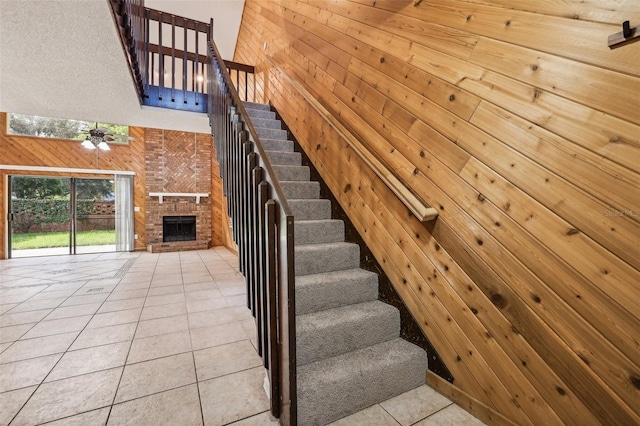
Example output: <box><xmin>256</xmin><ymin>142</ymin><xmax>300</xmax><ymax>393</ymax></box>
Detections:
<box><xmin>0</xmin><ymin>0</ymin><xmax>244</xmax><ymax>134</ymax></box>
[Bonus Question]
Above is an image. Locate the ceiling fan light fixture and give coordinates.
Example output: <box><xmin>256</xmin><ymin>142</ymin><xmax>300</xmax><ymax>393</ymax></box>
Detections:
<box><xmin>97</xmin><ymin>141</ymin><xmax>111</xmax><ymax>151</ymax></box>
<box><xmin>81</xmin><ymin>138</ymin><xmax>96</xmax><ymax>150</ymax></box>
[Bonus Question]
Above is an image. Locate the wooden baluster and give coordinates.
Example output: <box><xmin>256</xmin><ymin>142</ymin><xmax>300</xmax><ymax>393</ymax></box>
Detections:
<box><xmin>158</xmin><ymin>12</ymin><xmax>163</xmax><ymax>100</ymax></box>
<box><xmin>183</xmin><ymin>17</ymin><xmax>187</xmax><ymax>104</ymax></box>
<box><xmin>171</xmin><ymin>15</ymin><xmax>175</xmax><ymax>102</ymax></box>
<box><xmin>265</xmin><ymin>199</ymin><xmax>280</xmax><ymax>417</ymax></box>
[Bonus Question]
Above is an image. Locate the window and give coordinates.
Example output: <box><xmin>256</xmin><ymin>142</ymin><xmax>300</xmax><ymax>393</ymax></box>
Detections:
<box><xmin>7</xmin><ymin>113</ymin><xmax>129</xmax><ymax>144</ymax></box>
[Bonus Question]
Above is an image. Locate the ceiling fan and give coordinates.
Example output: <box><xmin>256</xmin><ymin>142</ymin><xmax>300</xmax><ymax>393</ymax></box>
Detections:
<box><xmin>80</xmin><ymin>124</ymin><xmax>134</xmax><ymax>151</ymax></box>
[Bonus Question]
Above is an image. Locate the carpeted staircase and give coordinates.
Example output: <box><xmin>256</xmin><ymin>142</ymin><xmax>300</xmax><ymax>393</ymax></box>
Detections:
<box><xmin>244</xmin><ymin>101</ymin><xmax>428</xmax><ymax>426</ymax></box>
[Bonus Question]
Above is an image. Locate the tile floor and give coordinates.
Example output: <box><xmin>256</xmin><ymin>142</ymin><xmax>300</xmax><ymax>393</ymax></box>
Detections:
<box><xmin>0</xmin><ymin>248</ymin><xmax>485</xmax><ymax>426</ymax></box>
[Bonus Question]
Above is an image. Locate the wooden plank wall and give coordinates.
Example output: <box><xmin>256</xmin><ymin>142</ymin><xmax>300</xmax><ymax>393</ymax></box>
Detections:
<box><xmin>232</xmin><ymin>1</ymin><xmax>640</xmax><ymax>424</ymax></box>
<box><xmin>0</xmin><ymin>112</ymin><xmax>232</xmax><ymax>257</ymax></box>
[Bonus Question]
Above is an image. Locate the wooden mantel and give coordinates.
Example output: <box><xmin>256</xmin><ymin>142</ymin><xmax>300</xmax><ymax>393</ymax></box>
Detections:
<box><xmin>148</xmin><ymin>192</ymin><xmax>210</xmax><ymax>204</ymax></box>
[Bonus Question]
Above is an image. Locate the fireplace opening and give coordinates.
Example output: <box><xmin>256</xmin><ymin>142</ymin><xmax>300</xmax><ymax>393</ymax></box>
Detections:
<box><xmin>163</xmin><ymin>216</ymin><xmax>196</xmax><ymax>242</ymax></box>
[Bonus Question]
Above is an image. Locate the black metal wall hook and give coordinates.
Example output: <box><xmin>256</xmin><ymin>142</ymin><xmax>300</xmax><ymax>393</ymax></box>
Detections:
<box><xmin>622</xmin><ymin>21</ymin><xmax>632</xmax><ymax>38</ymax></box>
<box><xmin>608</xmin><ymin>20</ymin><xmax>640</xmax><ymax>49</ymax></box>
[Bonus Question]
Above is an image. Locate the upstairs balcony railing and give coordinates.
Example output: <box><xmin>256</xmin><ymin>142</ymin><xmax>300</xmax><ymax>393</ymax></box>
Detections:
<box><xmin>109</xmin><ymin>0</ymin><xmax>256</xmax><ymax>113</ymax></box>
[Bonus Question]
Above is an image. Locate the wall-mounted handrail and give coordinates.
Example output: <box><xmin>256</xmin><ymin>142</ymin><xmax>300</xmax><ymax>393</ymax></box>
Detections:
<box><xmin>207</xmin><ymin>21</ymin><xmax>297</xmax><ymax>426</ymax></box>
<box><xmin>267</xmin><ymin>57</ymin><xmax>438</xmax><ymax>223</ymax></box>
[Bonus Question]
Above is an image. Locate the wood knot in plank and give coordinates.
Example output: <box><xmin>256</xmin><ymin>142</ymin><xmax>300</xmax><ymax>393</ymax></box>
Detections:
<box><xmin>491</xmin><ymin>293</ymin><xmax>507</xmax><ymax>308</ymax></box>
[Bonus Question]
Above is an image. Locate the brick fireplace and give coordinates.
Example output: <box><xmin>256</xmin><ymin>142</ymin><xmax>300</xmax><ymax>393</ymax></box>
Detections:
<box><xmin>145</xmin><ymin>129</ymin><xmax>213</xmax><ymax>252</ymax></box>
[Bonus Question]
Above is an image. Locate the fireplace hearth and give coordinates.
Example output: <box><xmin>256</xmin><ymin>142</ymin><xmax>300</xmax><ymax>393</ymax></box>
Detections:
<box><xmin>163</xmin><ymin>216</ymin><xmax>196</xmax><ymax>242</ymax></box>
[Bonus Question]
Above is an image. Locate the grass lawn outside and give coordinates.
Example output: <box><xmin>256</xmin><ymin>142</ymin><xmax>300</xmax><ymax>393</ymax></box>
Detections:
<box><xmin>12</xmin><ymin>230</ymin><xmax>116</xmax><ymax>249</ymax></box>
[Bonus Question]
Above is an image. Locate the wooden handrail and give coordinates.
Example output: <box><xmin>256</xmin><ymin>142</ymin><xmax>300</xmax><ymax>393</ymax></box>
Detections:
<box><xmin>267</xmin><ymin>57</ymin><xmax>438</xmax><ymax>223</ymax></box>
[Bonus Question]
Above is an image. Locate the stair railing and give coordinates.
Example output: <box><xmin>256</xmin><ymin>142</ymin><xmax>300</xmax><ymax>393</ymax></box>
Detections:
<box><xmin>207</xmin><ymin>20</ymin><xmax>297</xmax><ymax>425</ymax></box>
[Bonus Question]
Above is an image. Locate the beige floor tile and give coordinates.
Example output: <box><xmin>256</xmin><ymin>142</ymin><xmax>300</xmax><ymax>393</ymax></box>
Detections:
<box><xmin>0</xmin><ymin>323</ymin><xmax>34</xmax><ymax>343</ymax></box>
<box><xmin>414</xmin><ymin>404</ymin><xmax>486</xmax><ymax>426</ymax></box>
<box><xmin>380</xmin><ymin>385</ymin><xmax>453</xmax><ymax>425</ymax></box>
<box><xmin>140</xmin><ymin>301</ymin><xmax>187</xmax><ymax>321</ymax></box>
<box><xmin>71</xmin><ymin>323</ymin><xmax>137</xmax><ymax>351</ymax></box>
<box><xmin>186</xmin><ymin>297</ymin><xmax>228</xmax><ymax>314</ymax></box>
<box><xmin>189</xmin><ymin>322</ymin><xmax>247</xmax><ymax>351</ymax></box>
<box><xmin>328</xmin><ymin>404</ymin><xmax>401</xmax><ymax>426</ymax></box>
<box><xmin>240</xmin><ymin>319</ymin><xmax>257</xmax><ymax>340</ymax></box>
<box><xmin>193</xmin><ymin>340</ymin><xmax>262</xmax><ymax>382</ymax></box>
<box><xmin>86</xmin><ymin>308</ymin><xmax>142</xmax><ymax>329</ymax></box>
<box><xmin>46</xmin><ymin>341</ymin><xmax>130</xmax><ymax>382</ymax></box>
<box><xmin>9</xmin><ymin>297</ymin><xmax>67</xmax><ymax>313</ymax></box>
<box><xmin>0</xmin><ymin>308</ymin><xmax>53</xmax><ymax>327</ymax></box>
<box><xmin>0</xmin><ymin>353</ymin><xmax>62</xmax><ymax>392</ymax></box>
<box><xmin>135</xmin><ymin>314</ymin><xmax>189</xmax><ymax>339</ymax></box>
<box><xmin>98</xmin><ymin>297</ymin><xmax>146</xmax><ymax>314</ymax></box>
<box><xmin>0</xmin><ymin>331</ymin><xmax>78</xmax><ymax>364</ymax></box>
<box><xmin>20</xmin><ymin>315</ymin><xmax>92</xmax><ymax>340</ymax></box>
<box><xmin>61</xmin><ymin>293</ymin><xmax>109</xmax><ymax>307</ymax></box>
<box><xmin>45</xmin><ymin>302</ymin><xmax>102</xmax><ymax>320</ymax></box>
<box><xmin>0</xmin><ymin>386</ymin><xmax>37</xmax><ymax>425</ymax></box>
<box><xmin>230</xmin><ymin>411</ymin><xmax>280</xmax><ymax>425</ymax></box>
<box><xmin>0</xmin><ymin>303</ymin><xmax>19</xmax><ymax>314</ymax></box>
<box><xmin>113</xmin><ymin>281</ymin><xmax>151</xmax><ymax>291</ymax></box>
<box><xmin>127</xmin><ymin>330</ymin><xmax>192</xmax><ymax>364</ymax></box>
<box><xmin>225</xmin><ymin>294</ymin><xmax>247</xmax><ymax>307</ymax></box>
<box><xmin>27</xmin><ymin>288</ymin><xmax>76</xmax><ymax>301</ymax></box>
<box><xmin>182</xmin><ymin>274</ymin><xmax>214</xmax><ymax>285</ymax></box>
<box><xmin>149</xmin><ymin>274</ymin><xmax>183</xmax><ymax>287</ymax></box>
<box><xmin>199</xmin><ymin>367</ymin><xmax>269</xmax><ymax>426</ymax></box>
<box><xmin>107</xmin><ymin>288</ymin><xmax>148</xmax><ymax>301</ymax></box>
<box><xmin>73</xmin><ymin>285</ymin><xmax>116</xmax><ymax>296</ymax></box>
<box><xmin>187</xmin><ymin>306</ymin><xmax>250</xmax><ymax>329</ymax></box>
<box><xmin>144</xmin><ymin>293</ymin><xmax>186</xmax><ymax>307</ymax></box>
<box><xmin>108</xmin><ymin>384</ymin><xmax>202</xmax><ymax>426</ymax></box>
<box><xmin>185</xmin><ymin>289</ymin><xmax>224</xmax><ymax>301</ymax></box>
<box><xmin>183</xmin><ymin>283</ymin><xmax>218</xmax><ymax>293</ymax></box>
<box><xmin>1</xmin><ymin>341</ymin><xmax>13</xmax><ymax>352</ymax></box>
<box><xmin>11</xmin><ymin>367</ymin><xmax>122</xmax><ymax>425</ymax></box>
<box><xmin>44</xmin><ymin>407</ymin><xmax>110</xmax><ymax>426</ymax></box>
<box><xmin>220</xmin><ymin>285</ymin><xmax>246</xmax><ymax>297</ymax></box>
<box><xmin>147</xmin><ymin>285</ymin><xmax>184</xmax><ymax>297</ymax></box>
<box><xmin>115</xmin><ymin>352</ymin><xmax>196</xmax><ymax>403</ymax></box>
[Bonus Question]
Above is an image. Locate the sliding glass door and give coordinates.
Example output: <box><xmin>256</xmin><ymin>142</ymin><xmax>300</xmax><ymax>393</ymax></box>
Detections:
<box><xmin>8</xmin><ymin>175</ymin><xmax>133</xmax><ymax>258</ymax></box>
<box><xmin>8</xmin><ymin>176</ymin><xmax>72</xmax><ymax>257</ymax></box>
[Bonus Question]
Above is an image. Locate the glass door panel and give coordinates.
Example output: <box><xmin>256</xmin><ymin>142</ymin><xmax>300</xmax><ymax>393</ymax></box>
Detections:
<box><xmin>74</xmin><ymin>178</ymin><xmax>116</xmax><ymax>254</ymax></box>
<box><xmin>9</xmin><ymin>176</ymin><xmax>71</xmax><ymax>258</ymax></box>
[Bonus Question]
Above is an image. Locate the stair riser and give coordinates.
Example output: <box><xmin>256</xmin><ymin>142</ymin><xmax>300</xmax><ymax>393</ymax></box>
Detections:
<box><xmin>295</xmin><ymin>220</ymin><xmax>344</xmax><ymax>245</ymax></box>
<box><xmin>281</xmin><ymin>182</ymin><xmax>320</xmax><ymax>200</ymax></box>
<box><xmin>262</xmin><ymin>139</ymin><xmax>294</xmax><ymax>152</ymax></box>
<box><xmin>245</xmin><ymin>109</ymin><xmax>276</xmax><ymax>120</ymax></box>
<box><xmin>252</xmin><ymin>118</ymin><xmax>282</xmax><ymax>129</ymax></box>
<box><xmin>296</xmin><ymin>303</ymin><xmax>399</xmax><ymax>366</ymax></box>
<box><xmin>288</xmin><ymin>200</ymin><xmax>332</xmax><ymax>221</ymax></box>
<box><xmin>296</xmin><ymin>271</ymin><xmax>378</xmax><ymax>315</ymax></box>
<box><xmin>265</xmin><ymin>151</ymin><xmax>301</xmax><ymax>166</ymax></box>
<box><xmin>255</xmin><ymin>127</ymin><xmax>287</xmax><ymax>140</ymax></box>
<box><xmin>273</xmin><ymin>166</ymin><xmax>310</xmax><ymax>182</ymax></box>
<box><xmin>295</xmin><ymin>244</ymin><xmax>360</xmax><ymax>276</ymax></box>
<box><xmin>243</xmin><ymin>101</ymin><xmax>271</xmax><ymax>111</ymax></box>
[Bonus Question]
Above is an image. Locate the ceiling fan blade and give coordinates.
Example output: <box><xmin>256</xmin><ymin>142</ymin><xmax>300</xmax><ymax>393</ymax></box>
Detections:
<box><xmin>96</xmin><ymin>127</ymin><xmax>111</xmax><ymax>132</ymax></box>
